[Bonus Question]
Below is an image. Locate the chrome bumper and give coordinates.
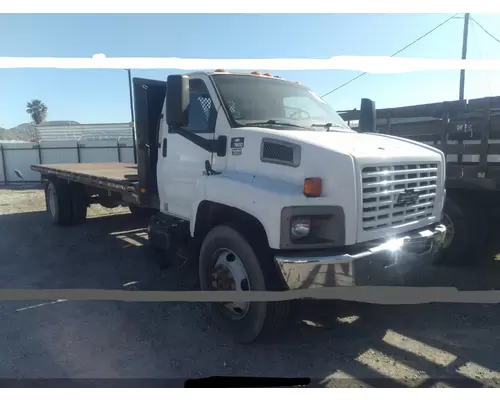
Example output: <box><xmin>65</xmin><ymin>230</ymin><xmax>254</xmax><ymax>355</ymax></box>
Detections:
<box><xmin>274</xmin><ymin>223</ymin><xmax>447</xmax><ymax>289</ymax></box>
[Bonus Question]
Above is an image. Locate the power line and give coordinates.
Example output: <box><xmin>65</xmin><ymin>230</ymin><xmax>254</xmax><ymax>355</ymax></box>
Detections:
<box><xmin>470</xmin><ymin>18</ymin><xmax>492</xmax><ymax>96</ymax></box>
<box><xmin>320</xmin><ymin>13</ymin><xmax>459</xmax><ymax>98</ymax></box>
<box><xmin>471</xmin><ymin>16</ymin><xmax>500</xmax><ymax>45</ymax></box>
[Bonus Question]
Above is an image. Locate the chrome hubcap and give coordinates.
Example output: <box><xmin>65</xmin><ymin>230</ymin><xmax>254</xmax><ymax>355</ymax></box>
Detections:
<box><xmin>210</xmin><ymin>249</ymin><xmax>250</xmax><ymax>320</ymax></box>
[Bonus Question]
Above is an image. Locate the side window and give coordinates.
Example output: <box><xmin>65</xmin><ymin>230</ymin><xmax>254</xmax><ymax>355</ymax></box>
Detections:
<box><xmin>182</xmin><ymin>79</ymin><xmax>217</xmax><ymax>133</ymax></box>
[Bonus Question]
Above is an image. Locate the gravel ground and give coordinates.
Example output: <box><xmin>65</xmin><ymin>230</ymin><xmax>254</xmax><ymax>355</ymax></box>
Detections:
<box><xmin>1</xmin><ymin>184</ymin><xmax>500</xmax><ymax>387</ymax></box>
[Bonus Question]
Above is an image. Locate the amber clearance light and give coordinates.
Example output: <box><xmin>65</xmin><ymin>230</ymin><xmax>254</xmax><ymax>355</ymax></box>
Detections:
<box><xmin>303</xmin><ymin>177</ymin><xmax>322</xmax><ymax>197</ymax></box>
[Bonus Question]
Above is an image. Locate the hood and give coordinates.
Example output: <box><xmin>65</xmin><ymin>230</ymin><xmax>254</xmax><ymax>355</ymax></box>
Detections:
<box><xmin>255</xmin><ymin>128</ymin><xmax>441</xmax><ymax>162</ymax></box>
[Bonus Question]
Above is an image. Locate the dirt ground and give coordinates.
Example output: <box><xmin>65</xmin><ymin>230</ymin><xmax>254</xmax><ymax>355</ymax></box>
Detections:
<box><xmin>1</xmin><ymin>184</ymin><xmax>500</xmax><ymax>387</ymax></box>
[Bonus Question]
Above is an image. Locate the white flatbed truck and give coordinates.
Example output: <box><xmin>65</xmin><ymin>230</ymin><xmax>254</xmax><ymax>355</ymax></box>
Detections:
<box><xmin>31</xmin><ymin>71</ymin><xmax>447</xmax><ymax>343</ymax></box>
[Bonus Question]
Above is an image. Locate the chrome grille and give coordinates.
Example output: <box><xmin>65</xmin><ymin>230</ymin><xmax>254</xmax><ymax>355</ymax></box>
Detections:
<box><xmin>361</xmin><ymin>163</ymin><xmax>438</xmax><ymax>231</ymax></box>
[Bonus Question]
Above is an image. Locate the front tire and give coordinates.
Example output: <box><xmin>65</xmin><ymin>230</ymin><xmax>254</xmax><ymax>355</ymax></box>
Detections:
<box><xmin>199</xmin><ymin>225</ymin><xmax>289</xmax><ymax>344</ymax></box>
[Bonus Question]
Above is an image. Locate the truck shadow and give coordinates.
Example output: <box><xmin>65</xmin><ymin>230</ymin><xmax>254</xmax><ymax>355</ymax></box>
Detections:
<box><xmin>1</xmin><ymin>208</ymin><xmax>500</xmax><ymax>386</ymax></box>
<box><xmin>0</xmin><ymin>208</ymin><xmax>158</xmax><ymax>290</ymax></box>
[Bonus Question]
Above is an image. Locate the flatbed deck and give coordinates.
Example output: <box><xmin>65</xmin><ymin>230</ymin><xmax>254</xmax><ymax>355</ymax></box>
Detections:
<box><xmin>31</xmin><ymin>162</ymin><xmax>138</xmax><ymax>182</ymax></box>
<box><xmin>31</xmin><ymin>162</ymin><xmax>139</xmax><ymax>194</ymax></box>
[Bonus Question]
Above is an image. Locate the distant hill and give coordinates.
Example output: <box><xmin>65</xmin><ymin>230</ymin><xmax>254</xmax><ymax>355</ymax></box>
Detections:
<box><xmin>0</xmin><ymin>121</ymin><xmax>80</xmax><ymax>141</ymax></box>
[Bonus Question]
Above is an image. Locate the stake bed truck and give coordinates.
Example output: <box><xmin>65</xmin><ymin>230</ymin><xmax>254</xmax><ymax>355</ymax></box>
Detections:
<box><xmin>339</xmin><ymin>97</ymin><xmax>500</xmax><ymax>266</ymax></box>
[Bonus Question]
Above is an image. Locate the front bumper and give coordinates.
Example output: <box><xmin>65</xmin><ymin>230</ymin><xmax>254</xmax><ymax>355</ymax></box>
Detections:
<box><xmin>274</xmin><ymin>223</ymin><xmax>447</xmax><ymax>289</ymax></box>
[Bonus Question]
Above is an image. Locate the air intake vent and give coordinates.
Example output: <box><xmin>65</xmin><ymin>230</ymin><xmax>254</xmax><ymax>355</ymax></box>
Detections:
<box><xmin>260</xmin><ymin>138</ymin><xmax>301</xmax><ymax>167</ymax></box>
<box><xmin>263</xmin><ymin>142</ymin><xmax>293</xmax><ymax>162</ymax></box>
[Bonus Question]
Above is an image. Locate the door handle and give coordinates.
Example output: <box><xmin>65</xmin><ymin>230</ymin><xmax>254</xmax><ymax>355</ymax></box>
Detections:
<box><xmin>162</xmin><ymin>138</ymin><xmax>167</xmax><ymax>157</ymax></box>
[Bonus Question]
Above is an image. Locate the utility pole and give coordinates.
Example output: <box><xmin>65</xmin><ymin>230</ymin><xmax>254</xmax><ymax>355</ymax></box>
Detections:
<box><xmin>459</xmin><ymin>13</ymin><xmax>470</xmax><ymax>101</ymax></box>
<box><xmin>127</xmin><ymin>69</ymin><xmax>138</xmax><ymax>164</ymax></box>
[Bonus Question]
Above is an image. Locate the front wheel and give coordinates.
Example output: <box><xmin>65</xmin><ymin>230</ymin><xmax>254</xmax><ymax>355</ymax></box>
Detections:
<box><xmin>199</xmin><ymin>225</ymin><xmax>289</xmax><ymax>344</ymax></box>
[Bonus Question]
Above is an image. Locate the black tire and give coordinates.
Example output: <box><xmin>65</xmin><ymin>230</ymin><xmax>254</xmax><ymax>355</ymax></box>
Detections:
<box><xmin>45</xmin><ymin>179</ymin><xmax>73</xmax><ymax>226</ymax></box>
<box><xmin>435</xmin><ymin>195</ymin><xmax>487</xmax><ymax>266</ymax></box>
<box><xmin>199</xmin><ymin>224</ymin><xmax>289</xmax><ymax>344</ymax></box>
<box><xmin>70</xmin><ymin>183</ymin><xmax>88</xmax><ymax>224</ymax></box>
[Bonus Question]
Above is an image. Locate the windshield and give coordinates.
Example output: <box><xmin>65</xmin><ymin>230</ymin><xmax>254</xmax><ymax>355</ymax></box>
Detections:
<box><xmin>210</xmin><ymin>74</ymin><xmax>352</xmax><ymax>131</ymax></box>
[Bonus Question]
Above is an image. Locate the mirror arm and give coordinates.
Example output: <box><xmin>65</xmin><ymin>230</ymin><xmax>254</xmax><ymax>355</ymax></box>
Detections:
<box><xmin>172</xmin><ymin>127</ymin><xmax>227</xmax><ymax>157</ymax></box>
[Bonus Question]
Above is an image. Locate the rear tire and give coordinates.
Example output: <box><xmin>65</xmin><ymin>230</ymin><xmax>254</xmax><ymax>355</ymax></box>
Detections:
<box><xmin>199</xmin><ymin>225</ymin><xmax>289</xmax><ymax>344</ymax></box>
<box><xmin>70</xmin><ymin>183</ymin><xmax>88</xmax><ymax>224</ymax></box>
<box><xmin>45</xmin><ymin>179</ymin><xmax>73</xmax><ymax>226</ymax></box>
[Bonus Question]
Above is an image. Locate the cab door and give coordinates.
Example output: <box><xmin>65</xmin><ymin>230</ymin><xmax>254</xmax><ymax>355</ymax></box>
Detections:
<box><xmin>157</xmin><ymin>75</ymin><xmax>221</xmax><ymax>219</ymax></box>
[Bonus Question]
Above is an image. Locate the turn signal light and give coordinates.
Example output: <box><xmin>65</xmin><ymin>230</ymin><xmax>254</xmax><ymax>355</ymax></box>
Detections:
<box><xmin>263</xmin><ymin>72</ymin><xmax>272</xmax><ymax>76</ymax></box>
<box><xmin>304</xmin><ymin>177</ymin><xmax>322</xmax><ymax>197</ymax></box>
<box><xmin>251</xmin><ymin>71</ymin><xmax>261</xmax><ymax>75</ymax></box>
<box><xmin>215</xmin><ymin>69</ymin><xmax>227</xmax><ymax>72</ymax></box>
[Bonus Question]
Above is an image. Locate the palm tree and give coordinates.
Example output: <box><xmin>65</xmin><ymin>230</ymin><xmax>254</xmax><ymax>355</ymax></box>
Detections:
<box><xmin>26</xmin><ymin>99</ymin><xmax>48</xmax><ymax>125</ymax></box>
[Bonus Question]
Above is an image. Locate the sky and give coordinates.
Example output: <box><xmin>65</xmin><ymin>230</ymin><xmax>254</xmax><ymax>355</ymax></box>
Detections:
<box><xmin>1</xmin><ymin>13</ymin><xmax>500</xmax><ymax>129</ymax></box>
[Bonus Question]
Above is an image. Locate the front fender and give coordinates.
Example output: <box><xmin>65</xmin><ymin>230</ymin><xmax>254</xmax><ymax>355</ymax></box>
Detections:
<box><xmin>190</xmin><ymin>171</ymin><xmax>305</xmax><ymax>249</ymax></box>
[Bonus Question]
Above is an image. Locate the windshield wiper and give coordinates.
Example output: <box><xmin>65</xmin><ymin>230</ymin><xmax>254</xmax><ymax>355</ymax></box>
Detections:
<box><xmin>243</xmin><ymin>120</ymin><xmax>308</xmax><ymax>129</ymax></box>
<box><xmin>311</xmin><ymin>123</ymin><xmax>347</xmax><ymax>132</ymax></box>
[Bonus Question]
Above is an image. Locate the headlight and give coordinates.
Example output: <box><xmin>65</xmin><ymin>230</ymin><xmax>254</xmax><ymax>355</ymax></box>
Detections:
<box><xmin>290</xmin><ymin>218</ymin><xmax>311</xmax><ymax>240</ymax></box>
<box><xmin>280</xmin><ymin>206</ymin><xmax>346</xmax><ymax>250</ymax></box>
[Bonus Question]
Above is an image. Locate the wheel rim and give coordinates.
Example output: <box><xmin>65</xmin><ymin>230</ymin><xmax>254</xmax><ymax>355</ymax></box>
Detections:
<box><xmin>48</xmin><ymin>185</ymin><xmax>57</xmax><ymax>219</ymax></box>
<box><xmin>441</xmin><ymin>212</ymin><xmax>455</xmax><ymax>249</ymax></box>
<box><xmin>209</xmin><ymin>248</ymin><xmax>251</xmax><ymax>320</ymax></box>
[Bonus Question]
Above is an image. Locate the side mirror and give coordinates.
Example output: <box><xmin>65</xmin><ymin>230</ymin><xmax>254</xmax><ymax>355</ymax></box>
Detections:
<box><xmin>166</xmin><ymin>75</ymin><xmax>190</xmax><ymax>128</ymax></box>
<box><xmin>358</xmin><ymin>98</ymin><xmax>376</xmax><ymax>133</ymax></box>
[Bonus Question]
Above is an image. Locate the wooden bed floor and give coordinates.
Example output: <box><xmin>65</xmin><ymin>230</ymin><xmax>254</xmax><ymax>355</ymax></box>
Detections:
<box><xmin>31</xmin><ymin>163</ymin><xmax>138</xmax><ymax>183</ymax></box>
